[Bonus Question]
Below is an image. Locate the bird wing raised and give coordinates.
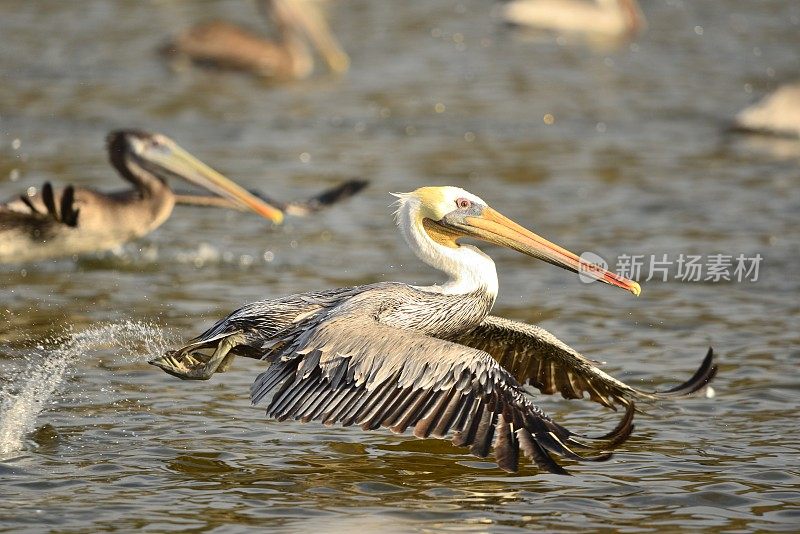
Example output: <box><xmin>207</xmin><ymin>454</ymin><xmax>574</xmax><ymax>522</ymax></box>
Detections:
<box><xmin>0</xmin><ymin>183</ymin><xmax>80</xmax><ymax>235</ymax></box>
<box><xmin>250</xmin><ymin>312</ymin><xmax>633</xmax><ymax>474</ymax></box>
<box><xmin>445</xmin><ymin>316</ymin><xmax>716</xmax><ymax>409</ymax></box>
<box><xmin>173</xmin><ymin>179</ymin><xmax>368</xmax><ymax>216</ymax></box>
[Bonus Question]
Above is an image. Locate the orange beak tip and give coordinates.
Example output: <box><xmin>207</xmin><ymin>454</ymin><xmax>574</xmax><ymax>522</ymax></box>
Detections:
<box><xmin>255</xmin><ymin>204</ymin><xmax>284</xmax><ymax>224</ymax></box>
<box><xmin>631</xmin><ymin>282</ymin><xmax>642</xmax><ymax>297</ymax></box>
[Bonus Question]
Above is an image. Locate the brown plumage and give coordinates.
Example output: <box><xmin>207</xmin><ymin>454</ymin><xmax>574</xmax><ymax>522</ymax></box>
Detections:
<box><xmin>162</xmin><ymin>0</ymin><xmax>349</xmax><ymax>80</ymax></box>
<box><xmin>448</xmin><ymin>316</ymin><xmax>717</xmax><ymax>409</ymax></box>
<box><xmin>0</xmin><ymin>130</ymin><xmax>365</xmax><ymax>264</ymax></box>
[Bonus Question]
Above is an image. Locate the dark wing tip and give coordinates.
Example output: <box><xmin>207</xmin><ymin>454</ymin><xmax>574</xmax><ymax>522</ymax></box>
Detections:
<box><xmin>60</xmin><ymin>185</ymin><xmax>80</xmax><ymax>227</ymax></box>
<box><xmin>18</xmin><ymin>191</ymin><xmax>40</xmax><ymax>214</ymax></box>
<box><xmin>601</xmin><ymin>405</ymin><xmax>636</xmax><ymax>449</ymax></box>
<box><xmin>41</xmin><ymin>182</ymin><xmax>57</xmax><ymax>219</ymax></box>
<box><xmin>657</xmin><ymin>347</ymin><xmax>717</xmax><ymax>398</ymax></box>
<box><xmin>516</xmin><ymin>427</ymin><xmax>571</xmax><ymax>475</ymax></box>
<box><xmin>550</xmin><ymin>402</ymin><xmax>635</xmax><ymax>453</ymax></box>
<box><xmin>283</xmin><ymin>179</ymin><xmax>369</xmax><ymax>216</ymax></box>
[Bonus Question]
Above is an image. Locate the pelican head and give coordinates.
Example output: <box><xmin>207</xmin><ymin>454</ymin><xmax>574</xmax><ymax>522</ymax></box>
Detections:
<box><xmin>107</xmin><ymin>130</ymin><xmax>284</xmax><ymax>223</ymax></box>
<box><xmin>397</xmin><ymin>186</ymin><xmax>641</xmax><ymax>296</ymax></box>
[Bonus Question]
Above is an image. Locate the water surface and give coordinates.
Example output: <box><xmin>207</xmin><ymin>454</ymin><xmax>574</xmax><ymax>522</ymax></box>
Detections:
<box><xmin>1</xmin><ymin>1</ymin><xmax>799</xmax><ymax>532</ymax></box>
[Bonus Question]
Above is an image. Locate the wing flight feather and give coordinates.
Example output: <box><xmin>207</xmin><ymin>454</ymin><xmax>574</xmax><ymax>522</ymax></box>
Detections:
<box><xmin>445</xmin><ymin>316</ymin><xmax>716</xmax><ymax>409</ymax></box>
<box><xmin>250</xmin><ymin>313</ymin><xmax>632</xmax><ymax>474</ymax></box>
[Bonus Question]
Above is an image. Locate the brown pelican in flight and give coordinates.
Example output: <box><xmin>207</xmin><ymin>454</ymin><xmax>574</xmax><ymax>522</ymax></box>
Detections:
<box><xmin>150</xmin><ymin>186</ymin><xmax>716</xmax><ymax>474</ymax></box>
<box><xmin>162</xmin><ymin>0</ymin><xmax>349</xmax><ymax>80</ymax></box>
<box><xmin>501</xmin><ymin>0</ymin><xmax>647</xmax><ymax>39</ymax></box>
<box><xmin>0</xmin><ymin>130</ymin><xmax>365</xmax><ymax>264</ymax></box>
<box><xmin>733</xmin><ymin>82</ymin><xmax>800</xmax><ymax>138</ymax></box>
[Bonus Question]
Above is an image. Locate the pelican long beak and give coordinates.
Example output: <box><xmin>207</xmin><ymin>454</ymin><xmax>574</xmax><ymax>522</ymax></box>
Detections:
<box><xmin>282</xmin><ymin>0</ymin><xmax>350</xmax><ymax>73</ymax></box>
<box><xmin>448</xmin><ymin>206</ymin><xmax>640</xmax><ymax>296</ymax></box>
<box><xmin>144</xmin><ymin>142</ymin><xmax>284</xmax><ymax>224</ymax></box>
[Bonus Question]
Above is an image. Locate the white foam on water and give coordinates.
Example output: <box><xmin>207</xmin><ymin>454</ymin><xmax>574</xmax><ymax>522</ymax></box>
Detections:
<box><xmin>0</xmin><ymin>321</ymin><xmax>174</xmax><ymax>455</ymax></box>
<box><xmin>86</xmin><ymin>242</ymin><xmax>270</xmax><ymax>269</ymax></box>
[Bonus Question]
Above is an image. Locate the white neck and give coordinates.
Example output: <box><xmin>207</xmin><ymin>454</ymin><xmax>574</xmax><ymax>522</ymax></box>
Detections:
<box><xmin>395</xmin><ymin>196</ymin><xmax>499</xmax><ymax>300</ymax></box>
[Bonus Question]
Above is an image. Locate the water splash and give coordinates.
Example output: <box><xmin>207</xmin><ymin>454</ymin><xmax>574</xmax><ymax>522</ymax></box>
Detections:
<box><xmin>0</xmin><ymin>321</ymin><xmax>173</xmax><ymax>455</ymax></box>
<box><xmin>77</xmin><ymin>242</ymin><xmax>275</xmax><ymax>269</ymax></box>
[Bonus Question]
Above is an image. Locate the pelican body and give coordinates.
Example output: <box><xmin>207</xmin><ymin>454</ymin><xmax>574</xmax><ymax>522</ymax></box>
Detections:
<box><xmin>502</xmin><ymin>0</ymin><xmax>646</xmax><ymax>39</ymax></box>
<box><xmin>733</xmin><ymin>82</ymin><xmax>800</xmax><ymax>138</ymax></box>
<box><xmin>163</xmin><ymin>0</ymin><xmax>349</xmax><ymax>80</ymax></box>
<box><xmin>151</xmin><ymin>186</ymin><xmax>716</xmax><ymax>474</ymax></box>
<box><xmin>0</xmin><ymin>130</ymin><xmax>288</xmax><ymax>264</ymax></box>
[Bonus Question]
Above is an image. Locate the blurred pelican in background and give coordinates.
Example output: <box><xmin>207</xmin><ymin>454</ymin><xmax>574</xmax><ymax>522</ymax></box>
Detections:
<box><xmin>162</xmin><ymin>0</ymin><xmax>349</xmax><ymax>80</ymax></box>
<box><xmin>501</xmin><ymin>0</ymin><xmax>646</xmax><ymax>40</ymax></box>
<box><xmin>733</xmin><ymin>82</ymin><xmax>800</xmax><ymax>138</ymax></box>
<box><xmin>0</xmin><ymin>130</ymin><xmax>366</xmax><ymax>264</ymax></box>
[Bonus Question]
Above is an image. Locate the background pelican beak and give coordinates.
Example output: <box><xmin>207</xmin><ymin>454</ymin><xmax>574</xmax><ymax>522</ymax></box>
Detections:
<box><xmin>144</xmin><ymin>141</ymin><xmax>284</xmax><ymax>224</ymax></box>
<box><xmin>457</xmin><ymin>207</ymin><xmax>641</xmax><ymax>296</ymax></box>
<box><xmin>280</xmin><ymin>0</ymin><xmax>350</xmax><ymax>73</ymax></box>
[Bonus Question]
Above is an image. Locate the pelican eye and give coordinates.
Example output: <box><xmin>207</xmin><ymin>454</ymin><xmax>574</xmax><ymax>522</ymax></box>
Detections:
<box><xmin>455</xmin><ymin>198</ymin><xmax>472</xmax><ymax>209</ymax></box>
<box><xmin>144</xmin><ymin>136</ymin><xmax>171</xmax><ymax>155</ymax></box>
<box><xmin>149</xmin><ymin>136</ymin><xmax>166</xmax><ymax>148</ymax></box>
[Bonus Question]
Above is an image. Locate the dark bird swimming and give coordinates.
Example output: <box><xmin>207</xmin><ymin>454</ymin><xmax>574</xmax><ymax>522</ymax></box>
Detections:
<box><xmin>151</xmin><ymin>186</ymin><xmax>716</xmax><ymax>474</ymax></box>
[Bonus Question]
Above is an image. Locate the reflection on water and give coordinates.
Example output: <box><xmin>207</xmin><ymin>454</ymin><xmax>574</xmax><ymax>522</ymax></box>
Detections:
<box><xmin>1</xmin><ymin>0</ymin><xmax>799</xmax><ymax>532</ymax></box>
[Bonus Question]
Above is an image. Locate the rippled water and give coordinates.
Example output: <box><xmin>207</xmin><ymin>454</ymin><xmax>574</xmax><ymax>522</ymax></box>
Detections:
<box><xmin>1</xmin><ymin>1</ymin><xmax>799</xmax><ymax>532</ymax></box>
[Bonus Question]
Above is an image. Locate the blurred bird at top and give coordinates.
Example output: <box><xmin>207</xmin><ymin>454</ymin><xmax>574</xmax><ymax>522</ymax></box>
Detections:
<box><xmin>501</xmin><ymin>0</ymin><xmax>647</xmax><ymax>40</ymax></box>
<box><xmin>162</xmin><ymin>0</ymin><xmax>349</xmax><ymax>80</ymax></box>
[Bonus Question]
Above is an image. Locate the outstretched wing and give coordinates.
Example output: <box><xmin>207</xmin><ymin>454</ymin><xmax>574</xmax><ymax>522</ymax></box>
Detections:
<box><xmin>444</xmin><ymin>316</ymin><xmax>717</xmax><ymax>409</ymax></box>
<box><xmin>250</xmin><ymin>313</ymin><xmax>633</xmax><ymax>474</ymax></box>
<box><xmin>269</xmin><ymin>179</ymin><xmax>369</xmax><ymax>217</ymax></box>
<box><xmin>0</xmin><ymin>183</ymin><xmax>80</xmax><ymax>236</ymax></box>
<box><xmin>173</xmin><ymin>179</ymin><xmax>368</xmax><ymax>217</ymax></box>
